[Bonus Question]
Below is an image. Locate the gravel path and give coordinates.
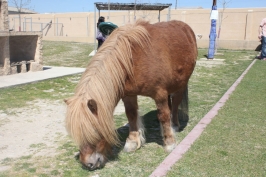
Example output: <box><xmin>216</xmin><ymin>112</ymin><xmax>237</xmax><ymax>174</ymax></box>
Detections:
<box><xmin>0</xmin><ymin>100</ymin><xmax>67</xmax><ymax>162</ymax></box>
<box><xmin>0</xmin><ymin>99</ymin><xmax>125</xmax><ymax>166</ymax></box>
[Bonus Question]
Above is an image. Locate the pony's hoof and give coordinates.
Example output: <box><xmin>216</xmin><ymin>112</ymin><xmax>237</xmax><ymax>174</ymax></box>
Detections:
<box><xmin>123</xmin><ymin>140</ymin><xmax>138</xmax><ymax>152</ymax></box>
<box><xmin>164</xmin><ymin>143</ymin><xmax>176</xmax><ymax>153</ymax></box>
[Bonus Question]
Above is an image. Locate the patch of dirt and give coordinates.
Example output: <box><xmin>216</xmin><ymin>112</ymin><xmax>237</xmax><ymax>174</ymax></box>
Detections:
<box><xmin>0</xmin><ymin>99</ymin><xmax>125</xmax><ymax>168</ymax></box>
<box><xmin>197</xmin><ymin>58</ymin><xmax>225</xmax><ymax>67</ymax></box>
<box><xmin>0</xmin><ymin>100</ymin><xmax>67</xmax><ymax>162</ymax></box>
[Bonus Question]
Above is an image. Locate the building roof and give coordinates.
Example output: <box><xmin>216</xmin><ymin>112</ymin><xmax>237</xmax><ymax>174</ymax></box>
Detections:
<box><xmin>8</xmin><ymin>6</ymin><xmax>37</xmax><ymax>14</ymax></box>
<box><xmin>95</xmin><ymin>2</ymin><xmax>172</xmax><ymax>11</ymax></box>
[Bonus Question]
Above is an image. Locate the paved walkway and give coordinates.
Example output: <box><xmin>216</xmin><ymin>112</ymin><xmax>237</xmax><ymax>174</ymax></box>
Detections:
<box><xmin>0</xmin><ymin>66</ymin><xmax>85</xmax><ymax>89</ymax></box>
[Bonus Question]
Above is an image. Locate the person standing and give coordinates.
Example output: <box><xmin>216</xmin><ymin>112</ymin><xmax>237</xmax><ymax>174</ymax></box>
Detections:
<box><xmin>96</xmin><ymin>16</ymin><xmax>106</xmax><ymax>49</ymax></box>
<box><xmin>259</xmin><ymin>17</ymin><xmax>266</xmax><ymax>60</ymax></box>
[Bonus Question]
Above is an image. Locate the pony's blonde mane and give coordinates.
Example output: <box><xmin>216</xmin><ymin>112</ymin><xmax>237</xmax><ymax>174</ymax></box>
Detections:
<box><xmin>65</xmin><ymin>19</ymin><xmax>151</xmax><ymax>147</ymax></box>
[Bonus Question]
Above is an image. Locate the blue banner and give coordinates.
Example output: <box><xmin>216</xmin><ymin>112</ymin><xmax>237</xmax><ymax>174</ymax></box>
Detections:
<box><xmin>207</xmin><ymin>5</ymin><xmax>217</xmax><ymax>59</ymax></box>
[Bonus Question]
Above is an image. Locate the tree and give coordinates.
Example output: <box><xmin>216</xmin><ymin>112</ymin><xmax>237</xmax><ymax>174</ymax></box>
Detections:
<box><xmin>133</xmin><ymin>0</ymin><xmax>157</xmax><ymax>22</ymax></box>
<box><xmin>9</xmin><ymin>0</ymin><xmax>31</xmax><ymax>31</ymax></box>
<box><xmin>215</xmin><ymin>0</ymin><xmax>231</xmax><ymax>53</ymax></box>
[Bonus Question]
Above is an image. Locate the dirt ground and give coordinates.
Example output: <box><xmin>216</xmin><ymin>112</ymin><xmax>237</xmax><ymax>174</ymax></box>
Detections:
<box><xmin>0</xmin><ymin>99</ymin><xmax>125</xmax><ymax>171</ymax></box>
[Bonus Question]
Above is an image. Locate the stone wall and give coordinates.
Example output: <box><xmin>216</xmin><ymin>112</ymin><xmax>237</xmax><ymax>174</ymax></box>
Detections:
<box><xmin>0</xmin><ymin>0</ymin><xmax>43</xmax><ymax>76</ymax></box>
<box><xmin>8</xmin><ymin>7</ymin><xmax>265</xmax><ymax>50</ymax></box>
<box><xmin>0</xmin><ymin>0</ymin><xmax>9</xmax><ymax>31</ymax></box>
<box><xmin>0</xmin><ymin>34</ymin><xmax>10</xmax><ymax>75</ymax></box>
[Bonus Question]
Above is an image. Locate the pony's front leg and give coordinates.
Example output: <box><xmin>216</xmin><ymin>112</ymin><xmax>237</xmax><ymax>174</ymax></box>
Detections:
<box><xmin>156</xmin><ymin>95</ymin><xmax>176</xmax><ymax>152</ymax></box>
<box><xmin>122</xmin><ymin>96</ymin><xmax>145</xmax><ymax>152</ymax></box>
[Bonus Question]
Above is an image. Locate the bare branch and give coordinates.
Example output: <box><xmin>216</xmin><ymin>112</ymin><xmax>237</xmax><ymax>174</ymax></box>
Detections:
<box><xmin>9</xmin><ymin>0</ymin><xmax>31</xmax><ymax>11</ymax></box>
<box><xmin>21</xmin><ymin>0</ymin><xmax>31</xmax><ymax>8</ymax></box>
<box><xmin>8</xmin><ymin>0</ymin><xmax>32</xmax><ymax>31</ymax></box>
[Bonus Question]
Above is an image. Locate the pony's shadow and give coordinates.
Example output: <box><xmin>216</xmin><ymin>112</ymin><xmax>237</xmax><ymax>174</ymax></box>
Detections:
<box><xmin>111</xmin><ymin>110</ymin><xmax>163</xmax><ymax>161</ymax></box>
<box><xmin>76</xmin><ymin>109</ymin><xmax>189</xmax><ymax>166</ymax></box>
<box><xmin>74</xmin><ymin>110</ymin><xmax>163</xmax><ymax>168</ymax></box>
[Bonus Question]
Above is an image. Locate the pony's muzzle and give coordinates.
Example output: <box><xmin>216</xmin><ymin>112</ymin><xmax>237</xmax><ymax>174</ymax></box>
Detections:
<box><xmin>87</xmin><ymin>158</ymin><xmax>101</xmax><ymax>170</ymax></box>
<box><xmin>82</xmin><ymin>152</ymin><xmax>105</xmax><ymax>170</ymax></box>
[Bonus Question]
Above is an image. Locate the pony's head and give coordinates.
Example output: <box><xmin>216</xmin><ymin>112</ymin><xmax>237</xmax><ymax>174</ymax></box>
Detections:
<box><xmin>65</xmin><ymin>96</ymin><xmax>118</xmax><ymax>170</ymax></box>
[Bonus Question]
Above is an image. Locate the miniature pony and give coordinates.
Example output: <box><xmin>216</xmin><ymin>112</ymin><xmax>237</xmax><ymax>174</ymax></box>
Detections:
<box><xmin>65</xmin><ymin>19</ymin><xmax>197</xmax><ymax>170</ymax></box>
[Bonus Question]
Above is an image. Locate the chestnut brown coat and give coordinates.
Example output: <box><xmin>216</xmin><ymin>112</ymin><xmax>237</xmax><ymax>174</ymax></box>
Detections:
<box><xmin>65</xmin><ymin>19</ymin><xmax>197</xmax><ymax>170</ymax></box>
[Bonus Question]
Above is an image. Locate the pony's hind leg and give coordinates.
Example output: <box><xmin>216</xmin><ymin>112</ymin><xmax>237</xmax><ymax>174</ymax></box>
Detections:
<box><xmin>155</xmin><ymin>92</ymin><xmax>176</xmax><ymax>152</ymax></box>
<box><xmin>122</xmin><ymin>96</ymin><xmax>145</xmax><ymax>152</ymax></box>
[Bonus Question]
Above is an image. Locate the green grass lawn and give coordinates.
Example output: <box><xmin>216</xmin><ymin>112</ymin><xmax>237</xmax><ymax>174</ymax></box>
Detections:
<box><xmin>42</xmin><ymin>41</ymin><xmax>94</xmax><ymax>68</ymax></box>
<box><xmin>0</xmin><ymin>40</ymin><xmax>262</xmax><ymax>177</ymax></box>
<box><xmin>168</xmin><ymin>60</ymin><xmax>266</xmax><ymax>176</ymax></box>
<box><xmin>0</xmin><ymin>75</ymin><xmax>80</xmax><ymax>112</ymax></box>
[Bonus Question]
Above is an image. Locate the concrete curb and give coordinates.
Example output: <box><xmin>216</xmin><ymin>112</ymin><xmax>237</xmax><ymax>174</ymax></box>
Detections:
<box><xmin>150</xmin><ymin>59</ymin><xmax>257</xmax><ymax>177</ymax></box>
<box><xmin>0</xmin><ymin>66</ymin><xmax>85</xmax><ymax>89</ymax></box>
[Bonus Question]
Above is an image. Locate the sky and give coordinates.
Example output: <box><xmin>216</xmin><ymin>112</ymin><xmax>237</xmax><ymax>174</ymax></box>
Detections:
<box><xmin>9</xmin><ymin>0</ymin><xmax>266</xmax><ymax>14</ymax></box>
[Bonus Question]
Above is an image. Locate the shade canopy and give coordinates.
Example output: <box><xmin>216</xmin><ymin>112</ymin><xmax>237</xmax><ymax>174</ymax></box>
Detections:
<box><xmin>95</xmin><ymin>2</ymin><xmax>172</xmax><ymax>11</ymax></box>
<box><xmin>93</xmin><ymin>2</ymin><xmax>172</xmax><ymax>51</ymax></box>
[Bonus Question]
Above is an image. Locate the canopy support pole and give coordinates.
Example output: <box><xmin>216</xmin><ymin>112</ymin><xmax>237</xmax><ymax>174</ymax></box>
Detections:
<box><xmin>167</xmin><ymin>5</ymin><xmax>171</xmax><ymax>21</ymax></box>
<box><xmin>94</xmin><ymin>3</ymin><xmax>97</xmax><ymax>51</ymax></box>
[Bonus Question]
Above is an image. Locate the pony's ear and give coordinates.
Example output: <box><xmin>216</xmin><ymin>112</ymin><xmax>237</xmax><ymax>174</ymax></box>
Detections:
<box><xmin>87</xmin><ymin>99</ymin><xmax>98</xmax><ymax>115</ymax></box>
<box><xmin>64</xmin><ymin>98</ymin><xmax>70</xmax><ymax>105</ymax></box>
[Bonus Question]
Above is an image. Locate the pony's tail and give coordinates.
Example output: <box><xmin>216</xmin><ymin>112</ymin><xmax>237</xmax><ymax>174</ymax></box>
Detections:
<box><xmin>178</xmin><ymin>86</ymin><xmax>189</xmax><ymax>131</ymax></box>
